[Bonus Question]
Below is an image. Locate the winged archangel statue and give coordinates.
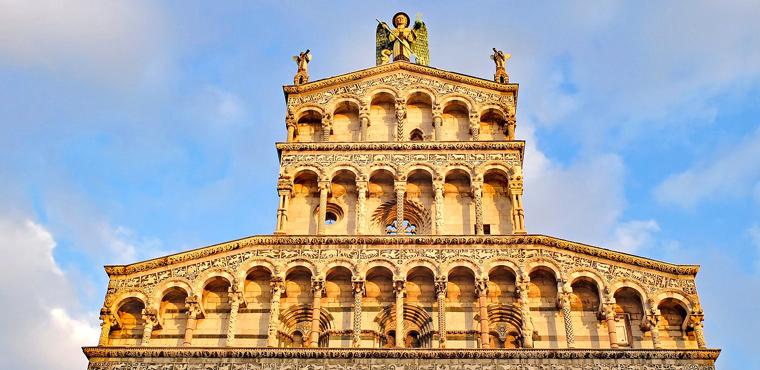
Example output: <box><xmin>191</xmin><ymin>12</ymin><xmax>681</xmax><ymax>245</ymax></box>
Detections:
<box><xmin>376</xmin><ymin>12</ymin><xmax>429</xmax><ymax>66</ymax></box>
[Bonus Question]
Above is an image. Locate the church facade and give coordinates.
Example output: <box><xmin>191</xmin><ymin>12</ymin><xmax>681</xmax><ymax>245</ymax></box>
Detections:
<box><xmin>84</xmin><ymin>12</ymin><xmax>719</xmax><ymax>370</ymax></box>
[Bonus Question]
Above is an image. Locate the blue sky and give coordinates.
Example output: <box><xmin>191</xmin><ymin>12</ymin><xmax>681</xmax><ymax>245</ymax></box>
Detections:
<box><xmin>1</xmin><ymin>1</ymin><xmax>759</xmax><ymax>369</ymax></box>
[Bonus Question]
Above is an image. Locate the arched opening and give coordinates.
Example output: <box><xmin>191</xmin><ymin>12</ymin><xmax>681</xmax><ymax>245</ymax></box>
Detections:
<box><xmin>241</xmin><ymin>266</ymin><xmax>273</xmax><ymax>346</ymax></box>
<box><xmin>447</xmin><ymin>266</ymin><xmax>477</xmax><ymax>348</ymax></box>
<box><xmin>153</xmin><ymin>287</ymin><xmax>189</xmax><ymax>346</ymax></box>
<box><xmin>406</xmin><ymin>92</ymin><xmax>433</xmax><ymax>140</ymax></box>
<box><xmin>295</xmin><ymin>110</ymin><xmax>323</xmax><ymax>142</ymax></box>
<box><xmin>487</xmin><ymin>266</ymin><xmax>516</xmax><ymax>305</ymax></box>
<box><xmin>197</xmin><ymin>277</ymin><xmax>231</xmax><ymax>346</ymax></box>
<box><xmin>658</xmin><ymin>298</ymin><xmax>694</xmax><ymax>349</ymax></box>
<box><xmin>328</xmin><ymin>170</ymin><xmax>357</xmax><ymax>235</ymax></box>
<box><xmin>441</xmin><ymin>100</ymin><xmax>470</xmax><ymax>141</ymax></box>
<box><xmin>109</xmin><ymin>298</ymin><xmax>145</xmax><ymax>346</ymax></box>
<box><xmin>479</xmin><ymin>108</ymin><xmax>507</xmax><ymax>141</ymax></box>
<box><xmin>369</xmin><ymin>92</ymin><xmax>396</xmax><ymax>141</ymax></box>
<box><xmin>368</xmin><ymin>169</ymin><xmax>395</xmax><ymax>234</ymax></box>
<box><xmin>405</xmin><ymin>169</ymin><xmax>433</xmax><ymax>235</ymax></box>
<box><xmin>332</xmin><ymin>101</ymin><xmax>361</xmax><ymax>141</ymax></box>
<box><xmin>483</xmin><ymin>169</ymin><xmax>512</xmax><ymax>235</ymax></box>
<box><xmin>324</xmin><ymin>266</ymin><xmax>354</xmax><ymax>347</ymax></box>
<box><xmin>365</xmin><ymin>266</ymin><xmax>395</xmax><ymax>348</ymax></box>
<box><xmin>528</xmin><ymin>267</ymin><xmax>559</xmax><ymax>348</ymax></box>
<box><xmin>444</xmin><ymin>169</ymin><xmax>473</xmax><ymax>234</ymax></box>
<box><xmin>613</xmin><ymin>287</ymin><xmax>645</xmax><ymax>348</ymax></box>
<box><xmin>284</xmin><ymin>266</ymin><xmax>314</xmax><ymax>305</ymax></box>
<box><xmin>288</xmin><ymin>170</ymin><xmax>319</xmax><ymax>235</ymax></box>
<box><xmin>570</xmin><ymin>277</ymin><xmax>603</xmax><ymax>347</ymax></box>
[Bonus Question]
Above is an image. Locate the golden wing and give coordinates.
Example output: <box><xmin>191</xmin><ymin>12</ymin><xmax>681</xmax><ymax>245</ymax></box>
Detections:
<box><xmin>411</xmin><ymin>17</ymin><xmax>429</xmax><ymax>66</ymax></box>
<box><xmin>376</xmin><ymin>23</ymin><xmax>392</xmax><ymax>66</ymax></box>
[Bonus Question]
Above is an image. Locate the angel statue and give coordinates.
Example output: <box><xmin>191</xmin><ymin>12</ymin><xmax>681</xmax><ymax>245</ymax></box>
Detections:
<box><xmin>376</xmin><ymin>12</ymin><xmax>429</xmax><ymax>66</ymax></box>
<box><xmin>292</xmin><ymin>49</ymin><xmax>311</xmax><ymax>85</ymax></box>
<box><xmin>491</xmin><ymin>48</ymin><xmax>511</xmax><ymax>83</ymax></box>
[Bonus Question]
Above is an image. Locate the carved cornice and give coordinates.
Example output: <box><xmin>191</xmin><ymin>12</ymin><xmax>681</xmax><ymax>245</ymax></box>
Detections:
<box><xmin>83</xmin><ymin>346</ymin><xmax>720</xmax><ymax>361</ymax></box>
<box><xmin>276</xmin><ymin>141</ymin><xmax>525</xmax><ymax>153</ymax></box>
<box><xmin>283</xmin><ymin>62</ymin><xmax>518</xmax><ymax>96</ymax></box>
<box><xmin>103</xmin><ymin>234</ymin><xmax>700</xmax><ymax>277</ymax></box>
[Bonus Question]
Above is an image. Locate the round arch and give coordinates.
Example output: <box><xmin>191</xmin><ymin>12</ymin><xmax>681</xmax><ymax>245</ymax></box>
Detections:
<box><xmin>151</xmin><ymin>277</ymin><xmax>194</xmax><ymax>310</ymax></box>
<box><xmin>444</xmin><ymin>258</ymin><xmax>482</xmax><ymax>278</ymax></box>
<box><xmin>360</xmin><ymin>258</ymin><xmax>399</xmax><ymax>278</ymax></box>
<box><xmin>193</xmin><ymin>267</ymin><xmax>236</xmax><ymax>297</ymax></box>
<box><xmin>402</xmin><ymin>258</ymin><xmax>440</xmax><ymax>278</ymax></box>
<box><xmin>284</xmin><ymin>258</ymin><xmax>318</xmax><ymax>277</ymax></box>
<box><xmin>109</xmin><ymin>290</ymin><xmax>149</xmax><ymax>314</ymax></box>
<box><xmin>439</xmin><ymin>94</ymin><xmax>475</xmax><ymax>113</ymax></box>
<box><xmin>524</xmin><ymin>258</ymin><xmax>563</xmax><ymax>281</ymax></box>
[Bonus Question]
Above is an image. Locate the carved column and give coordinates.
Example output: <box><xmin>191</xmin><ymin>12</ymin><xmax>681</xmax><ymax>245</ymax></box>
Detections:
<box><xmin>469</xmin><ymin>112</ymin><xmax>480</xmax><ymax>141</ymax></box>
<box><xmin>183</xmin><ymin>296</ymin><xmax>203</xmax><ymax>347</ymax></box>
<box><xmin>689</xmin><ymin>311</ymin><xmax>707</xmax><ymax>349</ymax></box>
<box><xmin>356</xmin><ymin>180</ymin><xmax>368</xmax><ymax>235</ymax></box>
<box><xmin>517</xmin><ymin>278</ymin><xmax>534</xmax><ymax>348</ymax></box>
<box><xmin>359</xmin><ymin>103</ymin><xmax>370</xmax><ymax>141</ymax></box>
<box><xmin>286</xmin><ymin>107</ymin><xmax>296</xmax><ymax>142</ymax></box>
<box><xmin>141</xmin><ymin>308</ymin><xmax>158</xmax><ymax>346</ymax></box>
<box><xmin>317</xmin><ymin>180</ymin><xmax>329</xmax><ymax>235</ymax></box>
<box><xmin>226</xmin><ymin>287</ymin><xmax>242</xmax><ymax>346</ymax></box>
<box><xmin>321</xmin><ymin>113</ymin><xmax>332</xmax><ymax>142</ymax></box>
<box><xmin>98</xmin><ymin>308</ymin><xmax>115</xmax><ymax>346</ymax></box>
<box><xmin>394</xmin><ymin>279</ymin><xmax>405</xmax><ymax>347</ymax></box>
<box><xmin>432</xmin><ymin>103</ymin><xmax>443</xmax><ymax>141</ymax></box>
<box><xmin>643</xmin><ymin>301</ymin><xmax>662</xmax><ymax>349</ymax></box>
<box><xmin>395</xmin><ymin>98</ymin><xmax>406</xmax><ymax>141</ymax></box>
<box><xmin>275</xmin><ymin>177</ymin><xmax>292</xmax><ymax>234</ymax></box>
<box><xmin>505</xmin><ymin>110</ymin><xmax>516</xmax><ymax>140</ymax></box>
<box><xmin>508</xmin><ymin>173</ymin><xmax>526</xmax><ymax>234</ymax></box>
<box><xmin>394</xmin><ymin>181</ymin><xmax>406</xmax><ymax>235</ymax></box>
<box><xmin>435</xmin><ymin>277</ymin><xmax>447</xmax><ymax>348</ymax></box>
<box><xmin>603</xmin><ymin>302</ymin><xmax>619</xmax><ymax>348</ymax></box>
<box><xmin>476</xmin><ymin>278</ymin><xmax>490</xmax><ymax>348</ymax></box>
<box><xmin>433</xmin><ymin>179</ymin><xmax>445</xmax><ymax>235</ymax></box>
<box><xmin>472</xmin><ymin>179</ymin><xmax>484</xmax><ymax>235</ymax></box>
<box><xmin>558</xmin><ymin>286</ymin><xmax>575</xmax><ymax>349</ymax></box>
<box><xmin>309</xmin><ymin>276</ymin><xmax>325</xmax><ymax>347</ymax></box>
<box><xmin>352</xmin><ymin>277</ymin><xmax>365</xmax><ymax>347</ymax></box>
<box><xmin>267</xmin><ymin>278</ymin><xmax>283</xmax><ymax>347</ymax></box>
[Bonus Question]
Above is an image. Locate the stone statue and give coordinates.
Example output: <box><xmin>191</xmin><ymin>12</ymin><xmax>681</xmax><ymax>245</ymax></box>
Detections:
<box><xmin>292</xmin><ymin>49</ymin><xmax>311</xmax><ymax>85</ymax></box>
<box><xmin>491</xmin><ymin>48</ymin><xmax>511</xmax><ymax>83</ymax></box>
<box><xmin>376</xmin><ymin>12</ymin><xmax>429</xmax><ymax>66</ymax></box>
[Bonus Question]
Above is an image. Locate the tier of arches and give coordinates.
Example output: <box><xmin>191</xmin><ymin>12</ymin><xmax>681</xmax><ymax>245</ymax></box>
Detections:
<box><xmin>104</xmin><ymin>257</ymin><xmax>703</xmax><ymax>351</ymax></box>
<box><xmin>287</xmin><ymin>88</ymin><xmax>515</xmax><ymax>143</ymax></box>
<box><xmin>279</xmin><ymin>165</ymin><xmax>520</xmax><ymax>236</ymax></box>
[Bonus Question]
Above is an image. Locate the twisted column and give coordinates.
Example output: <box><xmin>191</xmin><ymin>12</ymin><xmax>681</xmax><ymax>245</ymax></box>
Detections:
<box><xmin>558</xmin><ymin>284</ymin><xmax>575</xmax><ymax>348</ymax></box>
<box><xmin>356</xmin><ymin>180</ymin><xmax>367</xmax><ymax>235</ymax></box>
<box><xmin>317</xmin><ymin>180</ymin><xmax>329</xmax><ymax>235</ymax></box>
<box><xmin>394</xmin><ymin>280</ymin><xmax>405</xmax><ymax>347</ymax></box>
<box><xmin>689</xmin><ymin>311</ymin><xmax>707</xmax><ymax>349</ymax></box>
<box><xmin>309</xmin><ymin>276</ymin><xmax>325</xmax><ymax>347</ymax></box>
<box><xmin>98</xmin><ymin>308</ymin><xmax>115</xmax><ymax>346</ymax></box>
<box><xmin>472</xmin><ymin>180</ymin><xmax>484</xmax><ymax>235</ymax></box>
<box><xmin>517</xmin><ymin>278</ymin><xmax>534</xmax><ymax>348</ymax></box>
<box><xmin>434</xmin><ymin>179</ymin><xmax>445</xmax><ymax>235</ymax></box>
<box><xmin>266</xmin><ymin>278</ymin><xmax>283</xmax><ymax>347</ymax></box>
<box><xmin>226</xmin><ymin>288</ymin><xmax>242</xmax><ymax>346</ymax></box>
<box><xmin>352</xmin><ymin>277</ymin><xmax>365</xmax><ymax>347</ymax></box>
<box><xmin>141</xmin><ymin>308</ymin><xmax>158</xmax><ymax>346</ymax></box>
<box><xmin>395</xmin><ymin>98</ymin><xmax>406</xmax><ymax>141</ymax></box>
<box><xmin>274</xmin><ymin>177</ymin><xmax>292</xmax><ymax>234</ymax></box>
<box><xmin>394</xmin><ymin>181</ymin><xmax>406</xmax><ymax>235</ymax></box>
<box><xmin>183</xmin><ymin>296</ymin><xmax>203</xmax><ymax>347</ymax></box>
<box><xmin>435</xmin><ymin>277</ymin><xmax>447</xmax><ymax>348</ymax></box>
<box><xmin>476</xmin><ymin>278</ymin><xmax>490</xmax><ymax>348</ymax></box>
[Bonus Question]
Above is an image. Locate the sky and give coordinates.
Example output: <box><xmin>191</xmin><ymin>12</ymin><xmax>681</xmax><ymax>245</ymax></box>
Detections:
<box><xmin>0</xmin><ymin>1</ymin><xmax>758</xmax><ymax>369</ymax></box>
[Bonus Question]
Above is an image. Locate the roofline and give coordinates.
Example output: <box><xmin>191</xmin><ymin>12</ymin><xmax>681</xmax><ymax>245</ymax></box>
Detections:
<box><xmin>104</xmin><ymin>234</ymin><xmax>700</xmax><ymax>277</ymax></box>
<box><xmin>282</xmin><ymin>61</ymin><xmax>518</xmax><ymax>101</ymax></box>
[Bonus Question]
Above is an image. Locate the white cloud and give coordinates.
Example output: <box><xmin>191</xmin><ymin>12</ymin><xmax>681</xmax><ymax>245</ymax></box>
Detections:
<box><xmin>606</xmin><ymin>219</ymin><xmax>660</xmax><ymax>253</ymax></box>
<box><xmin>0</xmin><ymin>0</ymin><xmax>169</xmax><ymax>85</ymax></box>
<box><xmin>655</xmin><ymin>125</ymin><xmax>760</xmax><ymax>208</ymax></box>
<box><xmin>0</xmin><ymin>215</ymin><xmax>98</xmax><ymax>370</ymax></box>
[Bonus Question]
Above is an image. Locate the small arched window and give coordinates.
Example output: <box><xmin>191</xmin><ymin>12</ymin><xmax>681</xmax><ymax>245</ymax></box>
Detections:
<box><xmin>386</xmin><ymin>220</ymin><xmax>417</xmax><ymax>235</ymax></box>
<box><xmin>410</xmin><ymin>129</ymin><xmax>424</xmax><ymax>141</ymax></box>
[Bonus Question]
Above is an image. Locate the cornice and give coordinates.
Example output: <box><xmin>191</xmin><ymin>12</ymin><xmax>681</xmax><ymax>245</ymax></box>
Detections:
<box><xmin>83</xmin><ymin>346</ymin><xmax>720</xmax><ymax>361</ymax></box>
<box><xmin>103</xmin><ymin>234</ymin><xmax>700</xmax><ymax>277</ymax></box>
<box><xmin>282</xmin><ymin>62</ymin><xmax>518</xmax><ymax>97</ymax></box>
<box><xmin>276</xmin><ymin>141</ymin><xmax>526</xmax><ymax>153</ymax></box>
